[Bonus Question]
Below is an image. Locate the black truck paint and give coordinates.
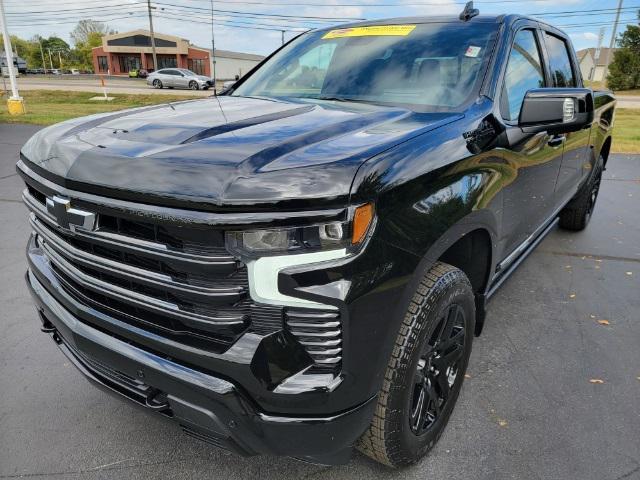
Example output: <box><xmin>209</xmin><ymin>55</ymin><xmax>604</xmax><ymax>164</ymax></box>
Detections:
<box><xmin>18</xmin><ymin>14</ymin><xmax>615</xmax><ymax>466</ymax></box>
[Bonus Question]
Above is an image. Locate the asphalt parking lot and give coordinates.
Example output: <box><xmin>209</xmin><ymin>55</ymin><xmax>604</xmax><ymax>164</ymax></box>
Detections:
<box><xmin>0</xmin><ymin>123</ymin><xmax>639</xmax><ymax>480</ymax></box>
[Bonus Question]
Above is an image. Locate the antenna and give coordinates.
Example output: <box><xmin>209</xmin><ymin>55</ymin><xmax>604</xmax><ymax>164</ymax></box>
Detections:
<box><xmin>459</xmin><ymin>1</ymin><xmax>480</xmax><ymax>22</ymax></box>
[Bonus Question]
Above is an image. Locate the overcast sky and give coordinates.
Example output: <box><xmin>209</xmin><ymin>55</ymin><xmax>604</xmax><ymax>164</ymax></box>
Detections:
<box><xmin>4</xmin><ymin>0</ymin><xmax>638</xmax><ymax>56</ymax></box>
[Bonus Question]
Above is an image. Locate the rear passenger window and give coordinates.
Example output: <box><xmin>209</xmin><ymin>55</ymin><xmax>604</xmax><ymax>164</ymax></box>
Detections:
<box><xmin>544</xmin><ymin>33</ymin><xmax>576</xmax><ymax>87</ymax></box>
<box><xmin>501</xmin><ymin>29</ymin><xmax>545</xmax><ymax>121</ymax></box>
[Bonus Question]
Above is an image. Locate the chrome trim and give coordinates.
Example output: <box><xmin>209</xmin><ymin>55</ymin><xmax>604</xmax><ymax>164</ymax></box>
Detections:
<box><xmin>30</xmin><ymin>214</ymin><xmax>245</xmax><ymax>301</ymax></box>
<box><xmin>285</xmin><ymin>321</ymin><xmax>341</xmax><ymax>328</ymax></box>
<box><xmin>299</xmin><ymin>338</ymin><xmax>342</xmax><ymax>347</ymax></box>
<box><xmin>23</xmin><ymin>189</ymin><xmax>236</xmax><ymax>266</ymax></box>
<box><xmin>313</xmin><ymin>357</ymin><xmax>342</xmax><ymax>364</ymax></box>
<box><xmin>288</xmin><ymin>329</ymin><xmax>341</xmax><ymax>338</ymax></box>
<box><xmin>41</xmin><ymin>240</ymin><xmax>246</xmax><ymax>328</ymax></box>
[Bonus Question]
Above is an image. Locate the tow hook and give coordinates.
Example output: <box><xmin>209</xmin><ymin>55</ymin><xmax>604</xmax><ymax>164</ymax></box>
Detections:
<box><xmin>145</xmin><ymin>388</ymin><xmax>171</xmax><ymax>411</ymax></box>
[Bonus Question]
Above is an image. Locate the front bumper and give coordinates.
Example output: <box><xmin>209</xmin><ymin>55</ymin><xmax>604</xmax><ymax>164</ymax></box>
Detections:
<box><xmin>26</xmin><ymin>269</ymin><xmax>377</xmax><ymax>464</ymax></box>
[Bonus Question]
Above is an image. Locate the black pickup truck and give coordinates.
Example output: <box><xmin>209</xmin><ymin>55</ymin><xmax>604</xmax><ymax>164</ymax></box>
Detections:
<box><xmin>19</xmin><ymin>9</ymin><xmax>615</xmax><ymax>468</ymax></box>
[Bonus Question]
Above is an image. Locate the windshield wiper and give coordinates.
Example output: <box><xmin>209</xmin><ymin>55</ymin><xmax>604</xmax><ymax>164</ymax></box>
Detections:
<box><xmin>315</xmin><ymin>96</ymin><xmax>369</xmax><ymax>104</ymax></box>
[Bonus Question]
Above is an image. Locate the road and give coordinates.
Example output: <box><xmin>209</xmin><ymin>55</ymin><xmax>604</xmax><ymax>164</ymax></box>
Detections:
<box><xmin>1</xmin><ymin>124</ymin><xmax>639</xmax><ymax>480</ymax></box>
<box><xmin>11</xmin><ymin>75</ymin><xmax>211</xmax><ymax>96</ymax></box>
<box><xmin>618</xmin><ymin>96</ymin><xmax>640</xmax><ymax>109</ymax></box>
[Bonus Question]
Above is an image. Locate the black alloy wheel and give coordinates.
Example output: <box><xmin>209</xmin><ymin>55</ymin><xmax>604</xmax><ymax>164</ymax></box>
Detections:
<box><xmin>410</xmin><ymin>304</ymin><xmax>466</xmax><ymax>435</ymax></box>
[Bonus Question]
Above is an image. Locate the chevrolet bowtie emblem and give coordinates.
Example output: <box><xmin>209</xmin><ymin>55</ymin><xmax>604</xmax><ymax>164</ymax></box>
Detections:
<box><xmin>46</xmin><ymin>195</ymin><xmax>96</xmax><ymax>232</ymax></box>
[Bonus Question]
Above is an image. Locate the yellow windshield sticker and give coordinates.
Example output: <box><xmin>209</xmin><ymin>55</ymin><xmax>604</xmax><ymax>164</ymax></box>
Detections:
<box><xmin>322</xmin><ymin>25</ymin><xmax>416</xmax><ymax>39</ymax></box>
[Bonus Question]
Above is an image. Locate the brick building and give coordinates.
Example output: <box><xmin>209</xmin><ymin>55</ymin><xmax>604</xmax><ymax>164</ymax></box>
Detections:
<box><xmin>92</xmin><ymin>30</ymin><xmax>264</xmax><ymax>79</ymax></box>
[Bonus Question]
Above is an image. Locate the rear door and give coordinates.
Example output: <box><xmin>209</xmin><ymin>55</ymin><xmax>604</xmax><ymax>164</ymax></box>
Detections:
<box><xmin>497</xmin><ymin>24</ymin><xmax>565</xmax><ymax>265</ymax></box>
<box><xmin>541</xmin><ymin>30</ymin><xmax>592</xmax><ymax>205</ymax></box>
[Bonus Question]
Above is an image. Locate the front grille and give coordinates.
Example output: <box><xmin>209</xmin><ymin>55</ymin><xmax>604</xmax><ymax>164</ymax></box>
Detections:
<box><xmin>24</xmin><ymin>181</ymin><xmax>345</xmax><ymax>378</ymax></box>
<box><xmin>24</xmin><ymin>185</ymin><xmax>254</xmax><ymax>353</ymax></box>
<box><xmin>285</xmin><ymin>308</ymin><xmax>342</xmax><ymax>373</ymax></box>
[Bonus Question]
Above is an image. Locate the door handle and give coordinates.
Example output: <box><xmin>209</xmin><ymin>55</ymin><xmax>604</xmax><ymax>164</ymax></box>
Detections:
<box><xmin>548</xmin><ymin>135</ymin><xmax>565</xmax><ymax>147</ymax></box>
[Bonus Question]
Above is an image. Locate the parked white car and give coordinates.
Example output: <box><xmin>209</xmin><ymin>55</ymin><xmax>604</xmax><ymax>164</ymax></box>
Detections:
<box><xmin>146</xmin><ymin>68</ymin><xmax>212</xmax><ymax>90</ymax></box>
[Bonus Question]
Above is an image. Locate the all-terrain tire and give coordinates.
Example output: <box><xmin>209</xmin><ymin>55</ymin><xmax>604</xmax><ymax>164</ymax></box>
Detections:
<box><xmin>559</xmin><ymin>155</ymin><xmax>604</xmax><ymax>231</ymax></box>
<box><xmin>357</xmin><ymin>262</ymin><xmax>475</xmax><ymax>467</ymax></box>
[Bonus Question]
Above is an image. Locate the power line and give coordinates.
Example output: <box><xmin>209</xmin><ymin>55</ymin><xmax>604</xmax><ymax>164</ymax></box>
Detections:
<box><xmin>8</xmin><ymin>1</ymin><xmax>639</xmax><ymax>22</ymax></box>
<box><xmin>6</xmin><ymin>1</ymin><xmax>363</xmax><ymax>21</ymax></box>
<box><xmin>140</xmin><ymin>5</ymin><xmax>335</xmax><ymax>27</ymax></box>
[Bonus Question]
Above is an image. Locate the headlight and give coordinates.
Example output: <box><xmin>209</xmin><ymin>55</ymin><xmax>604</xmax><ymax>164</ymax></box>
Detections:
<box><xmin>226</xmin><ymin>203</ymin><xmax>374</xmax><ymax>258</ymax></box>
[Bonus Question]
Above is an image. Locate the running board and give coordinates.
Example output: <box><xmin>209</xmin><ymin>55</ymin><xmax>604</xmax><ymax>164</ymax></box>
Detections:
<box><xmin>486</xmin><ymin>217</ymin><xmax>559</xmax><ymax>300</ymax></box>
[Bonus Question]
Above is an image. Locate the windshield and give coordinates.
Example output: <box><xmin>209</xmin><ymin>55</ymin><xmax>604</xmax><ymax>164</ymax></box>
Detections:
<box><xmin>180</xmin><ymin>69</ymin><xmax>198</xmax><ymax>76</ymax></box>
<box><xmin>233</xmin><ymin>22</ymin><xmax>497</xmax><ymax>111</ymax></box>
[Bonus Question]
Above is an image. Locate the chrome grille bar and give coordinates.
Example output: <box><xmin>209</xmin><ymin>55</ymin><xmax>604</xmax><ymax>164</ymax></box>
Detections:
<box><xmin>285</xmin><ymin>309</ymin><xmax>342</xmax><ymax>371</ymax></box>
<box><xmin>30</xmin><ymin>214</ymin><xmax>245</xmax><ymax>303</ymax></box>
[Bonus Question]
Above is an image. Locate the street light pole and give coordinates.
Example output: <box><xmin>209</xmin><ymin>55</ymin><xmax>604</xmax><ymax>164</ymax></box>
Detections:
<box><xmin>147</xmin><ymin>0</ymin><xmax>158</xmax><ymax>71</ymax></box>
<box><xmin>0</xmin><ymin>0</ymin><xmax>17</xmax><ymax>97</ymax></box>
<box><xmin>0</xmin><ymin>0</ymin><xmax>24</xmax><ymax>113</ymax></box>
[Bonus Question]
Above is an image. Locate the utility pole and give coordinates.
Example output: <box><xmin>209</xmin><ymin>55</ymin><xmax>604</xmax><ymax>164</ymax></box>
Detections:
<box><xmin>38</xmin><ymin>37</ymin><xmax>45</xmax><ymax>70</ymax></box>
<box><xmin>47</xmin><ymin>48</ymin><xmax>53</xmax><ymax>70</ymax></box>
<box><xmin>210</xmin><ymin>0</ymin><xmax>217</xmax><ymax>91</ymax></box>
<box><xmin>0</xmin><ymin>0</ymin><xmax>24</xmax><ymax>114</ymax></box>
<box><xmin>147</xmin><ymin>0</ymin><xmax>158</xmax><ymax>71</ymax></box>
<box><xmin>604</xmin><ymin>0</ymin><xmax>623</xmax><ymax>82</ymax></box>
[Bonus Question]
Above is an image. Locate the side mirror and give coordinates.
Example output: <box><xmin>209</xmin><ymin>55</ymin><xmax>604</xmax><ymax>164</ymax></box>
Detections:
<box><xmin>519</xmin><ymin>88</ymin><xmax>594</xmax><ymax>134</ymax></box>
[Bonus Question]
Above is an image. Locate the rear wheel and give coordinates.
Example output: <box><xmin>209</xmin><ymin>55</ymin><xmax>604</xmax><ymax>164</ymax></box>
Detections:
<box><xmin>152</xmin><ymin>79</ymin><xmax>162</xmax><ymax>89</ymax></box>
<box><xmin>559</xmin><ymin>156</ymin><xmax>604</xmax><ymax>231</ymax></box>
<box><xmin>358</xmin><ymin>262</ymin><xmax>475</xmax><ymax>467</ymax></box>
<box><xmin>189</xmin><ymin>81</ymin><xmax>199</xmax><ymax>90</ymax></box>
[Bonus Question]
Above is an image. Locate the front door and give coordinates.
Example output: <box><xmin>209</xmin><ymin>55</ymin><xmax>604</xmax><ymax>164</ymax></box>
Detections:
<box><xmin>497</xmin><ymin>26</ymin><xmax>565</xmax><ymax>265</ymax></box>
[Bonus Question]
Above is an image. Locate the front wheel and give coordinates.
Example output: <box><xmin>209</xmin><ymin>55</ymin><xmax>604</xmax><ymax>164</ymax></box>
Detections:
<box><xmin>358</xmin><ymin>262</ymin><xmax>475</xmax><ymax>467</ymax></box>
<box><xmin>189</xmin><ymin>81</ymin><xmax>199</xmax><ymax>90</ymax></box>
<box><xmin>559</xmin><ymin>155</ymin><xmax>604</xmax><ymax>231</ymax></box>
<box><xmin>152</xmin><ymin>79</ymin><xmax>162</xmax><ymax>89</ymax></box>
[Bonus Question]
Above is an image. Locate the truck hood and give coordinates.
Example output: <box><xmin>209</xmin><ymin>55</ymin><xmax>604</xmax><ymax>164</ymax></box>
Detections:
<box><xmin>20</xmin><ymin>96</ymin><xmax>461</xmax><ymax>211</ymax></box>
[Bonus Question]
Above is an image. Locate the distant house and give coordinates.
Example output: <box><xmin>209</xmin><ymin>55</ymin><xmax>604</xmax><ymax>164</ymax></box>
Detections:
<box><xmin>92</xmin><ymin>30</ymin><xmax>264</xmax><ymax>79</ymax></box>
<box><xmin>0</xmin><ymin>51</ymin><xmax>27</xmax><ymax>74</ymax></box>
<box><xmin>577</xmin><ymin>48</ymin><xmax>618</xmax><ymax>82</ymax></box>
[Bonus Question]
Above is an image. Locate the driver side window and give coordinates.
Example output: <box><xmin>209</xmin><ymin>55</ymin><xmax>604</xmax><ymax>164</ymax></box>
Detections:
<box><xmin>501</xmin><ymin>29</ymin><xmax>545</xmax><ymax>121</ymax></box>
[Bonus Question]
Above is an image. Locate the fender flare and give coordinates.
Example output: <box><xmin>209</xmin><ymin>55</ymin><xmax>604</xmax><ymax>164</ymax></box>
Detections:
<box><xmin>390</xmin><ymin>209</ymin><xmax>499</xmax><ymax>337</ymax></box>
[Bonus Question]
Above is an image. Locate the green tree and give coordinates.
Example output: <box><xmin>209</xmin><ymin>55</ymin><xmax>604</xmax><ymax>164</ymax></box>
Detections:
<box><xmin>40</xmin><ymin>37</ymin><xmax>70</xmax><ymax>69</ymax></box>
<box><xmin>607</xmin><ymin>25</ymin><xmax>640</xmax><ymax>90</ymax></box>
<box><xmin>70</xmin><ymin>32</ymin><xmax>103</xmax><ymax>71</ymax></box>
<box><xmin>0</xmin><ymin>34</ymin><xmax>42</xmax><ymax>68</ymax></box>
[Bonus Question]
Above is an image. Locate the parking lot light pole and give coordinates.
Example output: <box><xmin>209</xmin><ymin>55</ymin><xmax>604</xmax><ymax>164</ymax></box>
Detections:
<box><xmin>0</xmin><ymin>0</ymin><xmax>24</xmax><ymax>115</ymax></box>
